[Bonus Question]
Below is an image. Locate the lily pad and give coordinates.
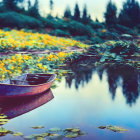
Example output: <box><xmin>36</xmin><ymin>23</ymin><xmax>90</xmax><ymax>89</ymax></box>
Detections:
<box><xmin>64</xmin><ymin>128</ymin><xmax>73</xmax><ymax>132</ymax></box>
<box><xmin>98</xmin><ymin>126</ymin><xmax>106</xmax><ymax>129</ymax></box>
<box><xmin>49</xmin><ymin>134</ymin><xmax>64</xmax><ymax>140</ymax></box>
<box><xmin>24</xmin><ymin>135</ymin><xmax>36</xmax><ymax>139</ymax></box>
<box><xmin>78</xmin><ymin>131</ymin><xmax>87</xmax><ymax>136</ymax></box>
<box><xmin>106</xmin><ymin>125</ymin><xmax>128</xmax><ymax>132</ymax></box>
<box><xmin>0</xmin><ymin>114</ymin><xmax>7</xmax><ymax>119</ymax></box>
<box><xmin>31</xmin><ymin>126</ymin><xmax>45</xmax><ymax>129</ymax></box>
<box><xmin>38</xmin><ymin>133</ymin><xmax>50</xmax><ymax>137</ymax></box>
<box><xmin>49</xmin><ymin>128</ymin><xmax>62</xmax><ymax>132</ymax></box>
<box><xmin>13</xmin><ymin>132</ymin><xmax>24</xmax><ymax>136</ymax></box>
<box><xmin>98</xmin><ymin>125</ymin><xmax>128</xmax><ymax>133</ymax></box>
<box><xmin>71</xmin><ymin>128</ymin><xmax>80</xmax><ymax>132</ymax></box>
<box><xmin>0</xmin><ymin>127</ymin><xmax>12</xmax><ymax>137</ymax></box>
<box><xmin>35</xmin><ymin>137</ymin><xmax>46</xmax><ymax>140</ymax></box>
<box><xmin>65</xmin><ymin>132</ymin><xmax>78</xmax><ymax>138</ymax></box>
<box><xmin>0</xmin><ymin>114</ymin><xmax>9</xmax><ymax>126</ymax></box>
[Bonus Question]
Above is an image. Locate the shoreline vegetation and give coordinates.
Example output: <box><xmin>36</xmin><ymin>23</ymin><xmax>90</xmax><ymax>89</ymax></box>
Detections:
<box><xmin>0</xmin><ymin>0</ymin><xmax>139</xmax><ymax>81</ymax></box>
<box><xmin>0</xmin><ymin>29</ymin><xmax>139</xmax><ymax>81</ymax></box>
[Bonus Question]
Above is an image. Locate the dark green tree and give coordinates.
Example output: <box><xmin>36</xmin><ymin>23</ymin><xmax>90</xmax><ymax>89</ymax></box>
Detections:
<box><xmin>96</xmin><ymin>18</ymin><xmax>99</xmax><ymax>22</ymax></box>
<box><xmin>104</xmin><ymin>0</ymin><xmax>117</xmax><ymax>26</ymax></box>
<box><xmin>28</xmin><ymin>0</ymin><xmax>40</xmax><ymax>18</ymax></box>
<box><xmin>81</xmin><ymin>4</ymin><xmax>91</xmax><ymax>24</ymax></box>
<box><xmin>3</xmin><ymin>0</ymin><xmax>24</xmax><ymax>11</ymax></box>
<box><xmin>73</xmin><ymin>3</ymin><xmax>80</xmax><ymax>21</ymax></box>
<box><xmin>82</xmin><ymin>4</ymin><xmax>88</xmax><ymax>24</ymax></box>
<box><xmin>49</xmin><ymin>0</ymin><xmax>54</xmax><ymax>14</ymax></box>
<box><xmin>28</xmin><ymin>0</ymin><xmax>31</xmax><ymax>10</ymax></box>
<box><xmin>118</xmin><ymin>0</ymin><xmax>140</xmax><ymax>27</ymax></box>
<box><xmin>64</xmin><ymin>6</ymin><xmax>72</xmax><ymax>18</ymax></box>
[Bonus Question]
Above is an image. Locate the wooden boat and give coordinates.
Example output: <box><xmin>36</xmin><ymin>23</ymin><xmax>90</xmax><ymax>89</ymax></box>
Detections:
<box><xmin>0</xmin><ymin>74</ymin><xmax>56</xmax><ymax>97</ymax></box>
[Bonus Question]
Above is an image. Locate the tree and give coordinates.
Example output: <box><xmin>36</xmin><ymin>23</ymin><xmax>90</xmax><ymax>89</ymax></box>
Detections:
<box><xmin>104</xmin><ymin>0</ymin><xmax>117</xmax><ymax>26</ymax></box>
<box><xmin>118</xmin><ymin>0</ymin><xmax>140</xmax><ymax>28</ymax></box>
<box><xmin>95</xmin><ymin>18</ymin><xmax>99</xmax><ymax>22</ymax></box>
<box><xmin>28</xmin><ymin>0</ymin><xmax>40</xmax><ymax>18</ymax></box>
<box><xmin>81</xmin><ymin>4</ymin><xmax>91</xmax><ymax>24</ymax></box>
<box><xmin>82</xmin><ymin>4</ymin><xmax>87</xmax><ymax>24</ymax></box>
<box><xmin>73</xmin><ymin>3</ymin><xmax>80</xmax><ymax>21</ymax></box>
<box><xmin>3</xmin><ymin>0</ymin><xmax>24</xmax><ymax>11</ymax></box>
<box><xmin>64</xmin><ymin>6</ymin><xmax>72</xmax><ymax>18</ymax></box>
<box><xmin>49</xmin><ymin>0</ymin><xmax>54</xmax><ymax>14</ymax></box>
<box><xmin>28</xmin><ymin>0</ymin><xmax>31</xmax><ymax>10</ymax></box>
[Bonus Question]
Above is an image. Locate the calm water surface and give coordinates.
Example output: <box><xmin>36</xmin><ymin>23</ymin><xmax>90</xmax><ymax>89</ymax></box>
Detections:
<box><xmin>1</xmin><ymin>58</ymin><xmax>140</xmax><ymax>140</ymax></box>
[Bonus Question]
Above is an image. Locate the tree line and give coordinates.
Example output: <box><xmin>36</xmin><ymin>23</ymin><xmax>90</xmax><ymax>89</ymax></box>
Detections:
<box><xmin>0</xmin><ymin>0</ymin><xmax>140</xmax><ymax>29</ymax></box>
<box><xmin>105</xmin><ymin>0</ymin><xmax>140</xmax><ymax>28</ymax></box>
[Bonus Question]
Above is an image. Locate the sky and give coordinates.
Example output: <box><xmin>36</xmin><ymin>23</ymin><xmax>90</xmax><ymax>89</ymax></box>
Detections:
<box><xmin>30</xmin><ymin>0</ymin><xmax>127</xmax><ymax>21</ymax></box>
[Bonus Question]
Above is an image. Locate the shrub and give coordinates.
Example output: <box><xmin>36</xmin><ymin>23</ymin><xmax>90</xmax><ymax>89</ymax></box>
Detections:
<box><xmin>50</xmin><ymin>29</ymin><xmax>70</xmax><ymax>37</ymax></box>
<box><xmin>41</xmin><ymin>18</ymin><xmax>68</xmax><ymax>30</ymax></box>
<box><xmin>0</xmin><ymin>12</ymin><xmax>43</xmax><ymax>29</ymax></box>
<box><xmin>90</xmin><ymin>36</ymin><xmax>103</xmax><ymax>44</ymax></box>
<box><xmin>74</xmin><ymin>36</ymin><xmax>89</xmax><ymax>41</ymax></box>
<box><xmin>68</xmin><ymin>21</ymin><xmax>94</xmax><ymax>37</ymax></box>
<box><xmin>90</xmin><ymin>21</ymin><xmax>104</xmax><ymax>29</ymax></box>
<box><xmin>107</xmin><ymin>41</ymin><xmax>139</xmax><ymax>55</ymax></box>
<box><xmin>115</xmin><ymin>24</ymin><xmax>135</xmax><ymax>35</ymax></box>
<box><xmin>41</xmin><ymin>18</ymin><xmax>58</xmax><ymax>29</ymax></box>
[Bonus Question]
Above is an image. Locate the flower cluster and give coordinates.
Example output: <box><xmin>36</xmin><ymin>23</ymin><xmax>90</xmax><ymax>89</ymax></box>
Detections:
<box><xmin>0</xmin><ymin>30</ymin><xmax>88</xmax><ymax>52</ymax></box>
<box><xmin>0</xmin><ymin>52</ymin><xmax>74</xmax><ymax>80</ymax></box>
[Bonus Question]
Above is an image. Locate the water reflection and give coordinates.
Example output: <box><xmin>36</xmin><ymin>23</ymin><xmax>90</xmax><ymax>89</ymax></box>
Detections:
<box><xmin>105</xmin><ymin>65</ymin><xmax>139</xmax><ymax>106</ymax></box>
<box><xmin>65</xmin><ymin>57</ymin><xmax>140</xmax><ymax>106</ymax></box>
<box><xmin>65</xmin><ymin>58</ymin><xmax>96</xmax><ymax>89</ymax></box>
<box><xmin>0</xmin><ymin>89</ymin><xmax>54</xmax><ymax>119</ymax></box>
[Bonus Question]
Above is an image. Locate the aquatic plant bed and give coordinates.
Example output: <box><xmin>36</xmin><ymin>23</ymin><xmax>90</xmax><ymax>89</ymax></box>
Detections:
<box><xmin>88</xmin><ymin>40</ymin><xmax>140</xmax><ymax>70</ymax></box>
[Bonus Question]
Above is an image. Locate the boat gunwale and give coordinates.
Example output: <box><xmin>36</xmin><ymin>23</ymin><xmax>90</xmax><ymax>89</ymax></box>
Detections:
<box><xmin>0</xmin><ymin>73</ymin><xmax>57</xmax><ymax>87</ymax></box>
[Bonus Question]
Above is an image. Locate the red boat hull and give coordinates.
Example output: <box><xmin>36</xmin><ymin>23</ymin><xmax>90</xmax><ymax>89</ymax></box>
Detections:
<box><xmin>0</xmin><ymin>74</ymin><xmax>56</xmax><ymax>97</ymax></box>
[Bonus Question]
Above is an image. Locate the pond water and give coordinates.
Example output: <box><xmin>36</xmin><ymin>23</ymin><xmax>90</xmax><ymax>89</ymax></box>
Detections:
<box><xmin>1</xmin><ymin>57</ymin><xmax>140</xmax><ymax>140</ymax></box>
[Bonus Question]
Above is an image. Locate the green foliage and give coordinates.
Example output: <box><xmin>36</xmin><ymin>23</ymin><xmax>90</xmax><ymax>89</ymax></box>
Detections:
<box><xmin>24</xmin><ymin>127</ymin><xmax>86</xmax><ymax>140</ymax></box>
<box><xmin>3</xmin><ymin>0</ymin><xmax>25</xmax><ymax>13</ymax></box>
<box><xmin>41</xmin><ymin>18</ymin><xmax>68</xmax><ymax>30</ymax></box>
<box><xmin>64</xmin><ymin>6</ymin><xmax>72</xmax><ymax>18</ymax></box>
<box><xmin>98</xmin><ymin>125</ymin><xmax>128</xmax><ymax>133</ymax></box>
<box><xmin>68</xmin><ymin>21</ymin><xmax>93</xmax><ymax>37</ymax></box>
<box><xmin>49</xmin><ymin>0</ymin><xmax>54</xmax><ymax>13</ymax></box>
<box><xmin>0</xmin><ymin>127</ymin><xmax>12</xmax><ymax>136</ymax></box>
<box><xmin>31</xmin><ymin>126</ymin><xmax>45</xmax><ymax>129</ymax></box>
<box><xmin>74</xmin><ymin>36</ymin><xmax>88</xmax><ymax>41</ymax></box>
<box><xmin>90</xmin><ymin>21</ymin><xmax>104</xmax><ymax>29</ymax></box>
<box><xmin>118</xmin><ymin>0</ymin><xmax>140</xmax><ymax>28</ymax></box>
<box><xmin>0</xmin><ymin>2</ymin><xmax>7</xmax><ymax>13</ymax></box>
<box><xmin>98</xmin><ymin>41</ymin><xmax>139</xmax><ymax>64</ymax></box>
<box><xmin>90</xmin><ymin>36</ymin><xmax>103</xmax><ymax>44</ymax></box>
<box><xmin>108</xmin><ymin>41</ymin><xmax>138</xmax><ymax>55</ymax></box>
<box><xmin>73</xmin><ymin>3</ymin><xmax>80</xmax><ymax>21</ymax></box>
<box><xmin>81</xmin><ymin>4</ymin><xmax>90</xmax><ymax>24</ymax></box>
<box><xmin>12</xmin><ymin>132</ymin><xmax>24</xmax><ymax>136</ymax></box>
<box><xmin>0</xmin><ymin>12</ymin><xmax>43</xmax><ymax>29</ymax></box>
<box><xmin>28</xmin><ymin>0</ymin><xmax>31</xmax><ymax>10</ymax></box>
<box><xmin>104</xmin><ymin>0</ymin><xmax>117</xmax><ymax>26</ymax></box>
<box><xmin>28</xmin><ymin>0</ymin><xmax>40</xmax><ymax>18</ymax></box>
<box><xmin>50</xmin><ymin>29</ymin><xmax>70</xmax><ymax>37</ymax></box>
<box><xmin>114</xmin><ymin>24</ymin><xmax>135</xmax><ymax>35</ymax></box>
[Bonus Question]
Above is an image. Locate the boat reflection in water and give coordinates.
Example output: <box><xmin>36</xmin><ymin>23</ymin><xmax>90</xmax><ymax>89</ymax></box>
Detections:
<box><xmin>0</xmin><ymin>89</ymin><xmax>54</xmax><ymax>119</ymax></box>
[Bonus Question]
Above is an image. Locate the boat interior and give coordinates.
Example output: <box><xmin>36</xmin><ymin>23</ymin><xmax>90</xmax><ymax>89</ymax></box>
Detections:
<box><xmin>0</xmin><ymin>74</ymin><xmax>54</xmax><ymax>85</ymax></box>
